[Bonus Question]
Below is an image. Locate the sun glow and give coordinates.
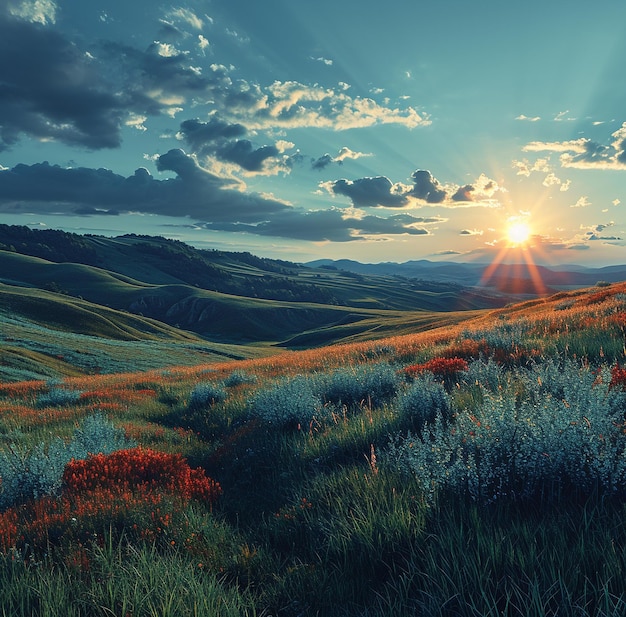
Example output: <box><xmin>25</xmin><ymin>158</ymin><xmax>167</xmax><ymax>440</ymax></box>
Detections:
<box><xmin>506</xmin><ymin>220</ymin><xmax>532</xmax><ymax>246</ymax></box>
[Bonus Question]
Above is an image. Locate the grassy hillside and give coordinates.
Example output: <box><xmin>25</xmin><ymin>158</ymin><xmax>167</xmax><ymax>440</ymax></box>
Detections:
<box><xmin>0</xmin><ymin>224</ymin><xmax>505</xmax><ymax>311</ymax></box>
<box><xmin>0</xmin><ymin>282</ymin><xmax>276</xmax><ymax>382</ymax></box>
<box><xmin>0</xmin><ymin>248</ymin><xmax>485</xmax><ymax>354</ymax></box>
<box><xmin>1</xmin><ymin>281</ymin><xmax>626</xmax><ymax>615</ymax></box>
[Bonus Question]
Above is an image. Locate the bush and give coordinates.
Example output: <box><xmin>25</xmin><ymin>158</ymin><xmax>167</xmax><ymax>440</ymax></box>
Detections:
<box><xmin>0</xmin><ymin>414</ymin><xmax>135</xmax><ymax>510</ymax></box>
<box><xmin>188</xmin><ymin>382</ymin><xmax>227</xmax><ymax>410</ymax></box>
<box><xmin>35</xmin><ymin>387</ymin><xmax>82</xmax><ymax>408</ymax></box>
<box><xmin>315</xmin><ymin>363</ymin><xmax>401</xmax><ymax>408</ymax></box>
<box><xmin>385</xmin><ymin>361</ymin><xmax>626</xmax><ymax>504</ymax></box>
<box><xmin>397</xmin><ymin>375</ymin><xmax>452</xmax><ymax>433</ymax></box>
<box><xmin>224</xmin><ymin>370</ymin><xmax>257</xmax><ymax>387</ymax></box>
<box><xmin>249</xmin><ymin>376</ymin><xmax>325</xmax><ymax>428</ymax></box>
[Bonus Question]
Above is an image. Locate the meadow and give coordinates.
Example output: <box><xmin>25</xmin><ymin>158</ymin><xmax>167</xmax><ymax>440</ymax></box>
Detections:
<box><xmin>2</xmin><ymin>281</ymin><xmax>626</xmax><ymax>615</ymax></box>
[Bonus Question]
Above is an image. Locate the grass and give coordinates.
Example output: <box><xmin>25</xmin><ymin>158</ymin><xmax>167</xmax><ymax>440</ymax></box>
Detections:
<box><xmin>1</xmin><ymin>281</ymin><xmax>626</xmax><ymax>614</ymax></box>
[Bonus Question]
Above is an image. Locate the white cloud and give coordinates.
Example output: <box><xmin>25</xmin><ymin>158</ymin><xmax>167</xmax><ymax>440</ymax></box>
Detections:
<box><xmin>166</xmin><ymin>7</ymin><xmax>204</xmax><ymax>30</ymax></box>
<box><xmin>198</xmin><ymin>35</ymin><xmax>210</xmax><ymax>52</ymax></box>
<box><xmin>515</xmin><ymin>114</ymin><xmax>540</xmax><ymax>122</ymax></box>
<box><xmin>312</xmin><ymin>56</ymin><xmax>333</xmax><ymax>66</ymax></box>
<box><xmin>571</xmin><ymin>196</ymin><xmax>591</xmax><ymax>208</ymax></box>
<box><xmin>523</xmin><ymin>139</ymin><xmax>588</xmax><ymax>153</ymax></box>
<box><xmin>125</xmin><ymin>114</ymin><xmax>147</xmax><ymax>131</ymax></box>
<box><xmin>554</xmin><ymin>110</ymin><xmax>576</xmax><ymax>122</ymax></box>
<box><xmin>8</xmin><ymin>0</ymin><xmax>56</xmax><ymax>24</ymax></box>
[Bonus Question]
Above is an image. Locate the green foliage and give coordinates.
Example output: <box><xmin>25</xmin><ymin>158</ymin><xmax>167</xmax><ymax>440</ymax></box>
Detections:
<box><xmin>35</xmin><ymin>385</ymin><xmax>82</xmax><ymax>408</ymax></box>
<box><xmin>385</xmin><ymin>359</ymin><xmax>626</xmax><ymax>504</ymax></box>
<box><xmin>224</xmin><ymin>369</ymin><xmax>258</xmax><ymax>387</ymax></box>
<box><xmin>397</xmin><ymin>375</ymin><xmax>452</xmax><ymax>433</ymax></box>
<box><xmin>188</xmin><ymin>382</ymin><xmax>227</xmax><ymax>411</ymax></box>
<box><xmin>0</xmin><ymin>414</ymin><xmax>135</xmax><ymax>510</ymax></box>
<box><xmin>249</xmin><ymin>375</ymin><xmax>325</xmax><ymax>428</ymax></box>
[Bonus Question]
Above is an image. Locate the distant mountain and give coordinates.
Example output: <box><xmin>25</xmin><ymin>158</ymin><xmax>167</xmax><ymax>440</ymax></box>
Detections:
<box><xmin>306</xmin><ymin>258</ymin><xmax>626</xmax><ymax>291</ymax></box>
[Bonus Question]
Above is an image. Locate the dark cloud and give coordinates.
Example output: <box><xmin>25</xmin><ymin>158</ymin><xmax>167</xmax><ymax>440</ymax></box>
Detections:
<box><xmin>200</xmin><ymin>209</ymin><xmax>433</xmax><ymax>241</ymax></box>
<box><xmin>330</xmin><ymin>177</ymin><xmax>408</xmax><ymax>208</ymax></box>
<box><xmin>311</xmin><ymin>154</ymin><xmax>334</xmax><ymax>170</ymax></box>
<box><xmin>0</xmin><ymin>16</ymin><xmax>124</xmax><ymax>150</ymax></box>
<box><xmin>0</xmin><ymin>150</ymin><xmax>288</xmax><ymax>223</ymax></box>
<box><xmin>452</xmin><ymin>184</ymin><xmax>475</xmax><ymax>201</ymax></box>
<box><xmin>178</xmin><ymin>118</ymin><xmax>247</xmax><ymax>151</ymax></box>
<box><xmin>177</xmin><ymin>118</ymin><xmax>283</xmax><ymax>172</ymax></box>
<box><xmin>409</xmin><ymin>170</ymin><xmax>447</xmax><ymax>203</ymax></box>
<box><xmin>215</xmin><ymin>140</ymin><xmax>280</xmax><ymax>172</ymax></box>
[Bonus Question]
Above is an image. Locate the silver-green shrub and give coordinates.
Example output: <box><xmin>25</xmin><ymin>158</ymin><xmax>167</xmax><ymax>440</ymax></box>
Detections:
<box><xmin>35</xmin><ymin>386</ymin><xmax>82</xmax><ymax>408</ymax></box>
<box><xmin>188</xmin><ymin>382</ymin><xmax>227</xmax><ymax>410</ymax></box>
<box><xmin>397</xmin><ymin>374</ymin><xmax>452</xmax><ymax>432</ymax></box>
<box><xmin>224</xmin><ymin>370</ymin><xmax>258</xmax><ymax>387</ymax></box>
<box><xmin>314</xmin><ymin>363</ymin><xmax>400</xmax><ymax>408</ymax></box>
<box><xmin>385</xmin><ymin>360</ymin><xmax>626</xmax><ymax>504</ymax></box>
<box><xmin>0</xmin><ymin>413</ymin><xmax>135</xmax><ymax>510</ymax></box>
<box><xmin>249</xmin><ymin>376</ymin><xmax>325</xmax><ymax>428</ymax></box>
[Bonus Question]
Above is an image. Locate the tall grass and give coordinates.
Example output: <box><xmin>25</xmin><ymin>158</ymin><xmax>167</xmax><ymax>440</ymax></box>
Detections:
<box><xmin>2</xmin><ymin>281</ymin><xmax>626</xmax><ymax>615</ymax></box>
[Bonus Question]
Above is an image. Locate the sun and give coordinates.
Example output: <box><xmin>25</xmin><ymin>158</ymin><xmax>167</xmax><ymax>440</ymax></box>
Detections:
<box><xmin>506</xmin><ymin>220</ymin><xmax>532</xmax><ymax>246</ymax></box>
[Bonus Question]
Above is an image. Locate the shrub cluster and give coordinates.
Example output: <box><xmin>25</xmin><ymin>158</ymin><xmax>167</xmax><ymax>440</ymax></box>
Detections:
<box><xmin>385</xmin><ymin>359</ymin><xmax>626</xmax><ymax>504</ymax></box>
<box><xmin>249</xmin><ymin>363</ymin><xmax>400</xmax><ymax>428</ymax></box>
<box><xmin>1</xmin><ymin>448</ymin><xmax>221</xmax><ymax>556</ymax></box>
<box><xmin>0</xmin><ymin>414</ymin><xmax>135</xmax><ymax>510</ymax></box>
<box><xmin>187</xmin><ymin>382</ymin><xmax>227</xmax><ymax>410</ymax></box>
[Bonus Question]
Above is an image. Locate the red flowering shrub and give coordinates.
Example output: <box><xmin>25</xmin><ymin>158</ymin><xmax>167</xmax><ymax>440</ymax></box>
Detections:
<box><xmin>609</xmin><ymin>365</ymin><xmax>626</xmax><ymax>391</ymax></box>
<box><xmin>404</xmin><ymin>357</ymin><xmax>469</xmax><ymax>379</ymax></box>
<box><xmin>0</xmin><ymin>448</ymin><xmax>221</xmax><ymax>557</ymax></box>
<box><xmin>63</xmin><ymin>447</ymin><xmax>221</xmax><ymax>504</ymax></box>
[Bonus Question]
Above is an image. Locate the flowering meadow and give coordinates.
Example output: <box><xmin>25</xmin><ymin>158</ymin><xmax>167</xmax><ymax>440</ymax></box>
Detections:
<box><xmin>2</xmin><ymin>282</ymin><xmax>626</xmax><ymax>615</ymax></box>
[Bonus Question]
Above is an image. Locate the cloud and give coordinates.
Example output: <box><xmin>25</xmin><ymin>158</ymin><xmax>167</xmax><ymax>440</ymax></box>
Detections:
<box><xmin>571</xmin><ymin>196</ymin><xmax>591</xmax><ymax>208</ymax></box>
<box><xmin>311</xmin><ymin>146</ymin><xmax>371</xmax><ymax>170</ymax></box>
<box><xmin>311</xmin><ymin>56</ymin><xmax>333</xmax><ymax>66</ymax></box>
<box><xmin>554</xmin><ymin>110</ymin><xmax>576</xmax><ymax>122</ymax></box>
<box><xmin>522</xmin><ymin>124</ymin><xmax>626</xmax><ymax>170</ymax></box>
<box><xmin>176</xmin><ymin>117</ymin><xmax>288</xmax><ymax>174</ymax></box>
<box><xmin>327</xmin><ymin>177</ymin><xmax>409</xmax><ymax>208</ymax></box>
<box><xmin>460</xmin><ymin>229</ymin><xmax>483</xmax><ymax>236</ymax></box>
<box><xmin>0</xmin><ymin>150</ymin><xmax>290</xmax><ymax>222</ymax></box>
<box><xmin>0</xmin><ymin>153</ymin><xmax>447</xmax><ymax>242</ymax></box>
<box><xmin>199</xmin><ymin>209</ymin><xmax>437</xmax><ymax>242</ymax></box>
<box><xmin>245</xmin><ymin>81</ymin><xmax>430</xmax><ymax>131</ymax></box>
<box><xmin>165</xmin><ymin>7</ymin><xmax>205</xmax><ymax>31</ymax></box>
<box><xmin>0</xmin><ymin>16</ymin><xmax>125</xmax><ymax>150</ymax></box>
<box><xmin>5</xmin><ymin>0</ymin><xmax>56</xmax><ymax>24</ymax></box>
<box><xmin>409</xmin><ymin>170</ymin><xmax>447</xmax><ymax>203</ymax></box>
<box><xmin>515</xmin><ymin>114</ymin><xmax>540</xmax><ymax>122</ymax></box>
<box><xmin>323</xmin><ymin>169</ymin><xmax>504</xmax><ymax>209</ymax></box>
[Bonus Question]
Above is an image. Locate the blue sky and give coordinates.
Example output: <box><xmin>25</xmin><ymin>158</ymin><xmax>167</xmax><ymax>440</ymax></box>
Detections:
<box><xmin>1</xmin><ymin>0</ymin><xmax>625</xmax><ymax>265</ymax></box>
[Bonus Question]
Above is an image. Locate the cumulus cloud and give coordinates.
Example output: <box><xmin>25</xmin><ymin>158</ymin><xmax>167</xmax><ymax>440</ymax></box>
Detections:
<box><xmin>0</xmin><ymin>16</ymin><xmax>125</xmax><ymax>150</ymax></box>
<box><xmin>580</xmin><ymin>222</ymin><xmax>622</xmax><ymax>242</ymax></box>
<box><xmin>176</xmin><ymin>117</ymin><xmax>288</xmax><ymax>174</ymax></box>
<box><xmin>0</xmin><ymin>153</ymin><xmax>447</xmax><ymax>242</ymax></box>
<box><xmin>0</xmin><ymin>150</ymin><xmax>289</xmax><ymax>222</ymax></box>
<box><xmin>522</xmin><ymin>124</ymin><xmax>626</xmax><ymax>170</ymax></box>
<box><xmin>5</xmin><ymin>0</ymin><xmax>56</xmax><ymax>24</ymax></box>
<box><xmin>311</xmin><ymin>146</ymin><xmax>371</xmax><ymax>170</ymax></box>
<box><xmin>571</xmin><ymin>196</ymin><xmax>591</xmax><ymax>208</ymax></box>
<box><xmin>327</xmin><ymin>177</ymin><xmax>409</xmax><ymax>208</ymax></box>
<box><xmin>323</xmin><ymin>169</ymin><xmax>504</xmax><ymax>209</ymax></box>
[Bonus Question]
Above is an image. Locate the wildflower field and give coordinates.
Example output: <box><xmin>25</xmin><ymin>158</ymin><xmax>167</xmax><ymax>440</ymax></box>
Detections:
<box><xmin>2</xmin><ymin>282</ymin><xmax>626</xmax><ymax>615</ymax></box>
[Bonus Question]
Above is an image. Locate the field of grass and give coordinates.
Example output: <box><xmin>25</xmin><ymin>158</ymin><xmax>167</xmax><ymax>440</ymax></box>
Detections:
<box><xmin>1</xmin><ymin>281</ymin><xmax>626</xmax><ymax>615</ymax></box>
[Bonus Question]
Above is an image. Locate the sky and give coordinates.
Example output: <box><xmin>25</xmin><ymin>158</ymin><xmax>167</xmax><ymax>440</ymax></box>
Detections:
<box><xmin>1</xmin><ymin>0</ymin><xmax>625</xmax><ymax>266</ymax></box>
